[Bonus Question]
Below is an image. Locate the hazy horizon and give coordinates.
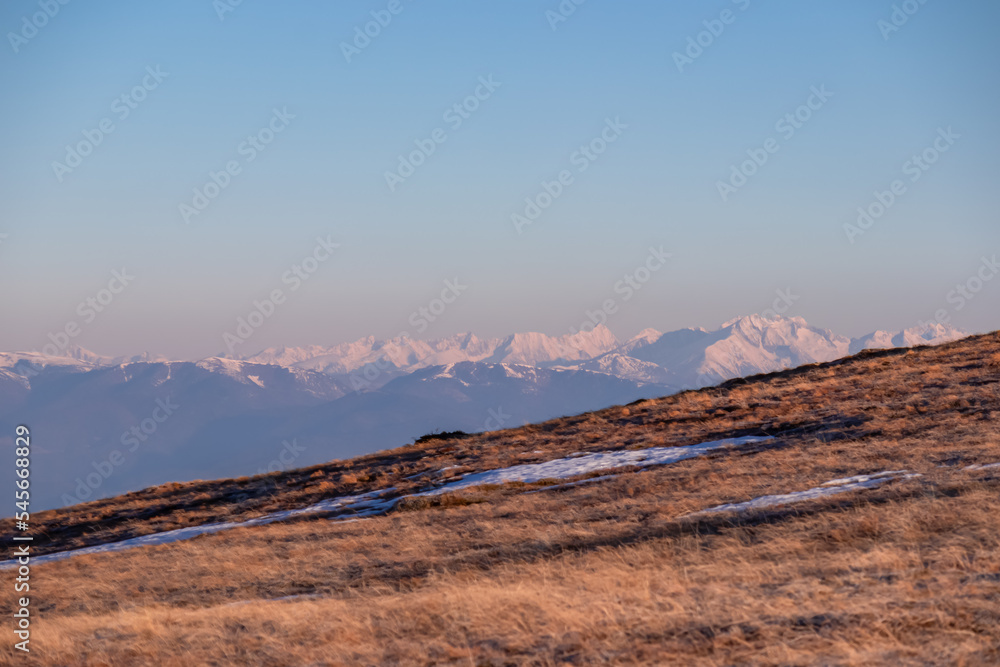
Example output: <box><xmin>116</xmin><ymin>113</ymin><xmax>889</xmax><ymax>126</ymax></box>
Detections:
<box><xmin>1</xmin><ymin>310</ymin><xmax>981</xmax><ymax>363</ymax></box>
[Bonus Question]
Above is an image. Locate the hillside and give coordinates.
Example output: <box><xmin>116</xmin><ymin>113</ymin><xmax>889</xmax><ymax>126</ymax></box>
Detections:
<box><xmin>2</xmin><ymin>331</ymin><xmax>999</xmax><ymax>665</ymax></box>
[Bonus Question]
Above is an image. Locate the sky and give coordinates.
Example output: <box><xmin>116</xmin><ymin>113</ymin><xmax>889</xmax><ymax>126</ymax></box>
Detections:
<box><xmin>1</xmin><ymin>0</ymin><xmax>998</xmax><ymax>359</ymax></box>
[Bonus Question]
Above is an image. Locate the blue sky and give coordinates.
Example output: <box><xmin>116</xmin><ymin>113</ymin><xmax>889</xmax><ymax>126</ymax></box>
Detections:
<box><xmin>1</xmin><ymin>0</ymin><xmax>998</xmax><ymax>358</ymax></box>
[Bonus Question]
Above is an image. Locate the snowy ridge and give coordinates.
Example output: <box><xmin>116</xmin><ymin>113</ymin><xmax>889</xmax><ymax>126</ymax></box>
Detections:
<box><xmin>0</xmin><ymin>317</ymin><xmax>968</xmax><ymax>387</ymax></box>
<box><xmin>242</xmin><ymin>326</ymin><xmax>620</xmax><ymax>374</ymax></box>
<box><xmin>0</xmin><ymin>347</ymin><xmax>168</xmax><ymax>372</ymax></box>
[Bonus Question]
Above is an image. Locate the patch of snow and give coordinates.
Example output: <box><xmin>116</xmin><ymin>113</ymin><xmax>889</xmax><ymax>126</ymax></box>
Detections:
<box><xmin>820</xmin><ymin>470</ymin><xmax>909</xmax><ymax>487</ymax></box>
<box><xmin>0</xmin><ymin>488</ymin><xmax>395</xmax><ymax>569</ymax></box>
<box><xmin>151</xmin><ymin>362</ymin><xmax>174</xmax><ymax>387</ymax></box>
<box><xmin>422</xmin><ymin>436</ymin><xmax>772</xmax><ymax>496</ymax></box>
<box><xmin>965</xmin><ymin>462</ymin><xmax>1000</xmax><ymax>471</ymax></box>
<box><xmin>684</xmin><ymin>470</ymin><xmax>920</xmax><ymax>517</ymax></box>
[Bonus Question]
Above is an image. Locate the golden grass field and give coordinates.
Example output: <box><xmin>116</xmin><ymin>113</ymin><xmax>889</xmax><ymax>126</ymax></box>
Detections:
<box><xmin>3</xmin><ymin>333</ymin><xmax>999</xmax><ymax>665</ymax></box>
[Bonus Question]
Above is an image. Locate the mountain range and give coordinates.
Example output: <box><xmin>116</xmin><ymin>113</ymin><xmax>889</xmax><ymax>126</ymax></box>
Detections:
<box><xmin>0</xmin><ymin>315</ymin><xmax>967</xmax><ymax>511</ymax></box>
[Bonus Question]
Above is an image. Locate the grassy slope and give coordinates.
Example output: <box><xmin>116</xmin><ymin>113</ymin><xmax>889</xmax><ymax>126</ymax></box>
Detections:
<box><xmin>3</xmin><ymin>332</ymin><xmax>1000</xmax><ymax>665</ymax></box>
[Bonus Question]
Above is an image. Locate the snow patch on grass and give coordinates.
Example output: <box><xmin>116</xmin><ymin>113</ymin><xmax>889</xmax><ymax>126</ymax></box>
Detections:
<box><xmin>1</xmin><ymin>489</ymin><xmax>395</xmax><ymax>569</ymax></box>
<box><xmin>422</xmin><ymin>436</ymin><xmax>772</xmax><ymax>495</ymax></box>
<box><xmin>684</xmin><ymin>471</ymin><xmax>921</xmax><ymax>518</ymax></box>
<box><xmin>964</xmin><ymin>462</ymin><xmax>1000</xmax><ymax>471</ymax></box>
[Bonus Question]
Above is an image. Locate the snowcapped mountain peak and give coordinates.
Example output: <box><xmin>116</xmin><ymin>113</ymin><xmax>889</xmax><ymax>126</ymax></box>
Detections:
<box><xmin>721</xmin><ymin>314</ymin><xmax>779</xmax><ymax>345</ymax></box>
<box><xmin>892</xmin><ymin>323</ymin><xmax>966</xmax><ymax>349</ymax></box>
<box><xmin>630</xmin><ymin>328</ymin><xmax>663</xmax><ymax>344</ymax></box>
<box><xmin>722</xmin><ymin>314</ymin><xmax>760</xmax><ymax>329</ymax></box>
<box><xmin>435</xmin><ymin>332</ymin><xmax>486</xmax><ymax>351</ymax></box>
<box><xmin>571</xmin><ymin>323</ymin><xmax>618</xmax><ymax>348</ymax></box>
<box><xmin>195</xmin><ymin>357</ymin><xmax>255</xmax><ymax>377</ymax></box>
<box><xmin>849</xmin><ymin>322</ymin><xmax>967</xmax><ymax>354</ymax></box>
<box><xmin>489</xmin><ymin>325</ymin><xmax>618</xmax><ymax>366</ymax></box>
<box><xmin>723</xmin><ymin>313</ymin><xmax>799</xmax><ymax>333</ymax></box>
<box><xmin>903</xmin><ymin>322</ymin><xmax>965</xmax><ymax>342</ymax></box>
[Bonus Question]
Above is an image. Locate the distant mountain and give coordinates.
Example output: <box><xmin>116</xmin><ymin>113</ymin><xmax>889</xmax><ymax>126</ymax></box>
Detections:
<box><xmin>0</xmin><ymin>316</ymin><xmax>969</xmax><ymax>511</ymax></box>
<box><xmin>587</xmin><ymin>315</ymin><xmax>850</xmax><ymax>388</ymax></box>
<box><xmin>6</xmin><ymin>318</ymin><xmax>965</xmax><ymax>383</ymax></box>
<box><xmin>582</xmin><ymin>316</ymin><xmax>965</xmax><ymax>387</ymax></box>
<box><xmin>849</xmin><ymin>322</ymin><xmax>966</xmax><ymax>355</ymax></box>
<box><xmin>0</xmin><ymin>346</ymin><xmax>169</xmax><ymax>374</ymax></box>
<box><xmin>243</xmin><ymin>325</ymin><xmax>620</xmax><ymax>375</ymax></box>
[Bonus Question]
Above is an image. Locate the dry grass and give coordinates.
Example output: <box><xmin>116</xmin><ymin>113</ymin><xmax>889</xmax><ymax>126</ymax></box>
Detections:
<box><xmin>8</xmin><ymin>475</ymin><xmax>1000</xmax><ymax>665</ymax></box>
<box><xmin>3</xmin><ymin>332</ymin><xmax>1000</xmax><ymax>665</ymax></box>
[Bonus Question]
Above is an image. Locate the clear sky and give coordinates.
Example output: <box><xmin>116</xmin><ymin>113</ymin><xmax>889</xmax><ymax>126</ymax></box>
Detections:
<box><xmin>1</xmin><ymin>0</ymin><xmax>998</xmax><ymax>358</ymax></box>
